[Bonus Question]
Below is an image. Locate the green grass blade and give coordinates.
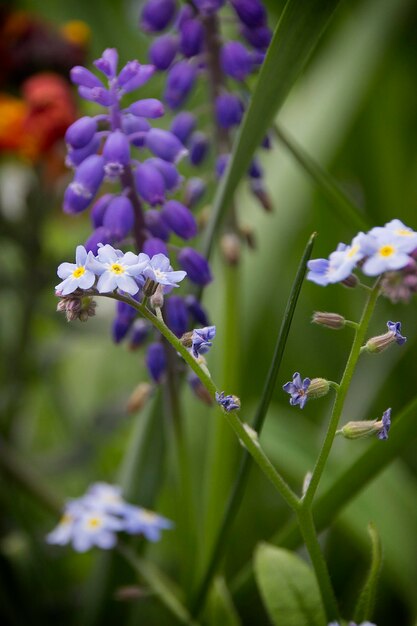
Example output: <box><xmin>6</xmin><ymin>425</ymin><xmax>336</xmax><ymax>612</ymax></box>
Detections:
<box><xmin>190</xmin><ymin>233</ymin><xmax>316</xmax><ymax>616</ymax></box>
<box><xmin>202</xmin><ymin>0</ymin><xmax>342</xmax><ymax>258</ymax></box>
<box><xmin>274</xmin><ymin>124</ymin><xmax>371</xmax><ymax>231</ymax></box>
<box><xmin>353</xmin><ymin>522</ymin><xmax>383</xmax><ymax>624</ymax></box>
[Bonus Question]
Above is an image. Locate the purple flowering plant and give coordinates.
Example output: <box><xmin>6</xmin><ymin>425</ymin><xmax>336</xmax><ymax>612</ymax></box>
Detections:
<box><xmin>4</xmin><ymin>2</ymin><xmax>416</xmax><ymax>625</ymax></box>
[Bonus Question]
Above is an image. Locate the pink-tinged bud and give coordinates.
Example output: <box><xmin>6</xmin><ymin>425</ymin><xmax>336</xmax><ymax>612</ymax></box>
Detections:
<box><xmin>145</xmin><ymin>128</ymin><xmax>187</xmax><ymax>163</ymax></box>
<box><xmin>161</xmin><ymin>200</ymin><xmax>197</xmax><ymax>239</ymax></box>
<box><xmin>178</xmin><ymin>248</ymin><xmax>212</xmax><ymax>286</ymax></box>
<box><xmin>134</xmin><ymin>163</ymin><xmax>166</xmax><ymax>206</ymax></box>
<box><xmin>312</xmin><ymin>312</ymin><xmax>346</xmax><ymax>330</ymax></box>
<box><xmin>164</xmin><ymin>60</ymin><xmax>197</xmax><ymax>109</ymax></box>
<box><xmin>149</xmin><ymin>34</ymin><xmax>178</xmax><ymax>70</ymax></box>
<box><xmin>102</xmin><ymin>196</ymin><xmax>134</xmax><ymax>241</ymax></box>
<box><xmin>127</xmin><ymin>382</ymin><xmax>153</xmax><ymax>414</ymax></box>
<box><xmin>150</xmin><ymin>285</ymin><xmax>165</xmax><ymax>310</ymax></box>
<box><xmin>65</xmin><ymin>117</ymin><xmax>97</xmax><ymax>149</ymax></box>
<box><xmin>129</xmin><ymin>99</ymin><xmax>165</xmax><ymax>118</ymax></box>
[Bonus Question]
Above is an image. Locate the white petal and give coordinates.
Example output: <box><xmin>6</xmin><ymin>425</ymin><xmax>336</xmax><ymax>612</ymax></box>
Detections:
<box><xmin>75</xmin><ymin>245</ymin><xmax>87</xmax><ymax>266</ymax></box>
<box><xmin>116</xmin><ymin>274</ymin><xmax>139</xmax><ymax>295</ymax></box>
<box><xmin>57</xmin><ymin>262</ymin><xmax>76</xmax><ymax>279</ymax></box>
<box><xmin>78</xmin><ymin>271</ymin><xmax>96</xmax><ymax>290</ymax></box>
<box><xmin>97</xmin><ymin>272</ymin><xmax>117</xmax><ymax>293</ymax></box>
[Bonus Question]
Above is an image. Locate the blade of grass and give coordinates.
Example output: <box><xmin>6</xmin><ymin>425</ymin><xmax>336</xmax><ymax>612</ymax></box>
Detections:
<box><xmin>202</xmin><ymin>0</ymin><xmax>342</xmax><ymax>259</ymax></box>
<box><xmin>190</xmin><ymin>233</ymin><xmax>316</xmax><ymax>617</ymax></box>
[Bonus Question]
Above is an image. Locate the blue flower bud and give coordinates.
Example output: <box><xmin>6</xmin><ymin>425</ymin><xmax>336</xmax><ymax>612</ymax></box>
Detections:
<box><xmin>241</xmin><ymin>24</ymin><xmax>272</xmax><ymax>50</ymax></box>
<box><xmin>166</xmin><ymin>295</ymin><xmax>188</xmax><ymax>337</ymax></box>
<box><xmin>216</xmin><ymin>153</ymin><xmax>230</xmax><ymax>178</ymax></box>
<box><xmin>85</xmin><ymin>226</ymin><xmax>112</xmax><ymax>254</ymax></box>
<box><xmin>64</xmin><ymin>155</ymin><xmax>105</xmax><ymax>213</ymax></box>
<box><xmin>128</xmin><ymin>98</ymin><xmax>165</xmax><ymax>118</ymax></box>
<box><xmin>162</xmin><ymin>200</ymin><xmax>197</xmax><ymax>239</ymax></box>
<box><xmin>129</xmin><ymin>319</ymin><xmax>149</xmax><ymax>349</ymax></box>
<box><xmin>185</xmin><ymin>295</ymin><xmax>209</xmax><ymax>326</ymax></box>
<box><xmin>143</xmin><ymin>237</ymin><xmax>168</xmax><ymax>257</ymax></box>
<box><xmin>70</xmin><ymin>66</ymin><xmax>103</xmax><ymax>89</ymax></box>
<box><xmin>134</xmin><ymin>162</ymin><xmax>166</xmax><ymax>206</ymax></box>
<box><xmin>176</xmin><ymin>5</ymin><xmax>194</xmax><ymax>27</ymax></box>
<box><xmin>112</xmin><ymin>315</ymin><xmax>134</xmax><ymax>344</ymax></box>
<box><xmin>184</xmin><ymin>177</ymin><xmax>207</xmax><ymax>208</ymax></box>
<box><xmin>140</xmin><ymin>0</ymin><xmax>177</xmax><ymax>33</ymax></box>
<box><xmin>146</xmin><ymin>157</ymin><xmax>182</xmax><ymax>191</ymax></box>
<box><xmin>65</xmin><ymin>117</ymin><xmax>98</xmax><ymax>149</ymax></box>
<box><xmin>145</xmin><ymin>209</ymin><xmax>171</xmax><ymax>241</ymax></box>
<box><xmin>179</xmin><ymin>18</ymin><xmax>204</xmax><ymax>58</ymax></box>
<box><xmin>146</xmin><ymin>342</ymin><xmax>167</xmax><ymax>383</ymax></box>
<box><xmin>193</xmin><ymin>0</ymin><xmax>225</xmax><ymax>14</ymax></box>
<box><xmin>170</xmin><ymin>111</ymin><xmax>196</xmax><ymax>144</ymax></box>
<box><xmin>103</xmin><ymin>131</ymin><xmax>131</xmax><ymax>179</ymax></box>
<box><xmin>221</xmin><ymin>41</ymin><xmax>253</xmax><ymax>81</ymax></box>
<box><xmin>178</xmin><ymin>247</ymin><xmax>212</xmax><ymax>285</ymax></box>
<box><xmin>230</xmin><ymin>0</ymin><xmax>266</xmax><ymax>27</ymax></box>
<box><xmin>121</xmin><ymin>114</ymin><xmax>150</xmax><ymax>147</ymax></box>
<box><xmin>78</xmin><ymin>86</ymin><xmax>114</xmax><ymax>107</ymax></box>
<box><xmin>119</xmin><ymin>63</ymin><xmax>155</xmax><ymax>93</ymax></box>
<box><xmin>215</xmin><ymin>93</ymin><xmax>244</xmax><ymax>129</ymax></box>
<box><xmin>66</xmin><ymin>135</ymin><xmax>100</xmax><ymax>168</ymax></box>
<box><xmin>91</xmin><ymin>194</ymin><xmax>114</xmax><ymax>228</ymax></box>
<box><xmin>145</xmin><ymin>128</ymin><xmax>187</xmax><ymax>163</ymax></box>
<box><xmin>189</xmin><ymin>132</ymin><xmax>210</xmax><ymax>166</ymax></box>
<box><xmin>248</xmin><ymin>158</ymin><xmax>263</xmax><ymax>179</ymax></box>
<box><xmin>102</xmin><ymin>196</ymin><xmax>135</xmax><ymax>241</ymax></box>
<box><xmin>149</xmin><ymin>34</ymin><xmax>178</xmax><ymax>70</ymax></box>
<box><xmin>94</xmin><ymin>48</ymin><xmax>119</xmax><ymax>78</ymax></box>
<box><xmin>164</xmin><ymin>60</ymin><xmax>197</xmax><ymax>109</ymax></box>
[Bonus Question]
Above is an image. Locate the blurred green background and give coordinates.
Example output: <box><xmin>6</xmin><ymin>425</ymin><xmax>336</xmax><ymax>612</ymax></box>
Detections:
<box><xmin>1</xmin><ymin>0</ymin><xmax>417</xmax><ymax>624</ymax></box>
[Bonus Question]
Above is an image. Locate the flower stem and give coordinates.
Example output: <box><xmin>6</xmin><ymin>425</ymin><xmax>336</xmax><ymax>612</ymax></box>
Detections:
<box><xmin>97</xmin><ymin>291</ymin><xmax>299</xmax><ymax>512</ymax></box>
<box><xmin>302</xmin><ymin>279</ymin><xmax>380</xmax><ymax>508</ymax></box>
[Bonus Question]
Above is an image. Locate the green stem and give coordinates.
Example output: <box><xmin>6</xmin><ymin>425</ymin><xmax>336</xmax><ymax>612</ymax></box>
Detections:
<box><xmin>95</xmin><ymin>291</ymin><xmax>299</xmax><ymax>512</ymax></box>
<box><xmin>296</xmin><ymin>507</ymin><xmax>340</xmax><ymax>621</ymax></box>
<box><xmin>302</xmin><ymin>279</ymin><xmax>380</xmax><ymax>508</ymax></box>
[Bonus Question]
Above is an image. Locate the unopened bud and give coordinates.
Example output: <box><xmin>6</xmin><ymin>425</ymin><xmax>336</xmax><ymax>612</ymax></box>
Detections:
<box><xmin>341</xmin><ymin>274</ymin><xmax>358</xmax><ymax>288</ymax></box>
<box><xmin>312</xmin><ymin>312</ymin><xmax>345</xmax><ymax>330</ymax></box>
<box><xmin>143</xmin><ymin>278</ymin><xmax>158</xmax><ymax>297</ymax></box>
<box><xmin>239</xmin><ymin>225</ymin><xmax>256</xmax><ymax>250</ymax></box>
<box><xmin>150</xmin><ymin>285</ymin><xmax>164</xmax><ymax>310</ymax></box>
<box><xmin>127</xmin><ymin>382</ymin><xmax>153</xmax><ymax>414</ymax></box>
<box><xmin>180</xmin><ymin>331</ymin><xmax>193</xmax><ymax>348</ymax></box>
<box><xmin>307</xmin><ymin>378</ymin><xmax>330</xmax><ymax>399</ymax></box>
<box><xmin>220</xmin><ymin>233</ymin><xmax>241</xmax><ymax>265</ymax></box>
<box><xmin>57</xmin><ymin>295</ymin><xmax>96</xmax><ymax>322</ymax></box>
<box><xmin>337</xmin><ymin>419</ymin><xmax>380</xmax><ymax>440</ymax></box>
<box><xmin>365</xmin><ymin>332</ymin><xmax>397</xmax><ymax>354</ymax></box>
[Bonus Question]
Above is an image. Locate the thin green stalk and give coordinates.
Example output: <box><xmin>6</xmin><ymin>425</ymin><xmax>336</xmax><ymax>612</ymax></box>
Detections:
<box><xmin>190</xmin><ymin>233</ymin><xmax>316</xmax><ymax>617</ymax></box>
<box><xmin>95</xmin><ymin>292</ymin><xmax>299</xmax><ymax>512</ymax></box>
<box><xmin>302</xmin><ymin>279</ymin><xmax>380</xmax><ymax>508</ymax></box>
<box><xmin>296</xmin><ymin>507</ymin><xmax>339</xmax><ymax>622</ymax></box>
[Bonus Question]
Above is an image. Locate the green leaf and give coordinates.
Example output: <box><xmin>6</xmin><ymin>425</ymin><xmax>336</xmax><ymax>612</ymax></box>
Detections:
<box><xmin>254</xmin><ymin>543</ymin><xmax>326</xmax><ymax>626</ymax></box>
<box><xmin>353</xmin><ymin>522</ymin><xmax>382</xmax><ymax>623</ymax></box>
<box><xmin>202</xmin><ymin>0</ymin><xmax>342</xmax><ymax>258</ymax></box>
<box><xmin>206</xmin><ymin>578</ymin><xmax>241</xmax><ymax>626</ymax></box>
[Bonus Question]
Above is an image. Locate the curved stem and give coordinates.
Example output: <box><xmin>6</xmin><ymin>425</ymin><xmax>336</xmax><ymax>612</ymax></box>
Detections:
<box><xmin>94</xmin><ymin>291</ymin><xmax>300</xmax><ymax>512</ymax></box>
<box><xmin>302</xmin><ymin>279</ymin><xmax>380</xmax><ymax>508</ymax></box>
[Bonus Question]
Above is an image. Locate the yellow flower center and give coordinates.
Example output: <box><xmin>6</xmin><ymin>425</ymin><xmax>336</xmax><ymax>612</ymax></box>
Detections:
<box><xmin>87</xmin><ymin>517</ymin><xmax>102</xmax><ymax>529</ymax></box>
<box><xmin>72</xmin><ymin>266</ymin><xmax>85</xmax><ymax>278</ymax></box>
<box><xmin>110</xmin><ymin>263</ymin><xmax>124</xmax><ymax>274</ymax></box>
<box><xmin>347</xmin><ymin>244</ymin><xmax>359</xmax><ymax>258</ymax></box>
<box><xmin>379</xmin><ymin>245</ymin><xmax>395</xmax><ymax>258</ymax></box>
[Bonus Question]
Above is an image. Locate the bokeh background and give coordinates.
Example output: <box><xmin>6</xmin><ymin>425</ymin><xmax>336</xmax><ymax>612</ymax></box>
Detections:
<box><xmin>1</xmin><ymin>0</ymin><xmax>417</xmax><ymax>624</ymax></box>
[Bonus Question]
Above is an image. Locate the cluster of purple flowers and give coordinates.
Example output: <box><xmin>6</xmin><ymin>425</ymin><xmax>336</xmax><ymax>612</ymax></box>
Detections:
<box><xmin>46</xmin><ymin>482</ymin><xmax>172</xmax><ymax>552</ymax></box>
<box><xmin>65</xmin><ymin>48</ymin><xmax>212</xmax><ymax>286</ymax></box>
<box><xmin>307</xmin><ymin>220</ymin><xmax>417</xmax><ymax>300</ymax></box>
<box><xmin>139</xmin><ymin>0</ymin><xmax>273</xmax><ymax>211</ymax></box>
